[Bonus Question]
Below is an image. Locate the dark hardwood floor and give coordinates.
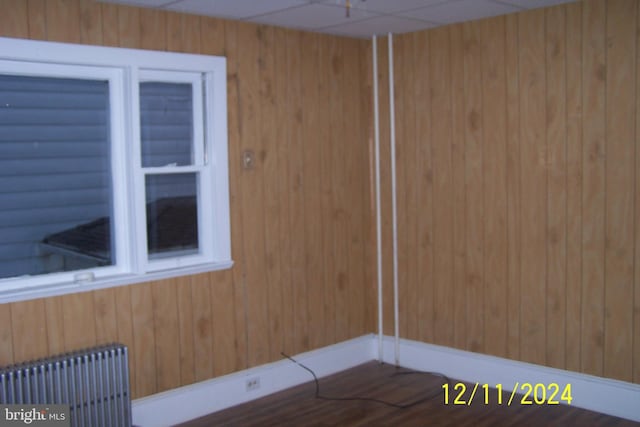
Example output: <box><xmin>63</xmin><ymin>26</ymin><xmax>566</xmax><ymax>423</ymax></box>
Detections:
<box><xmin>179</xmin><ymin>362</ymin><xmax>639</xmax><ymax>426</ymax></box>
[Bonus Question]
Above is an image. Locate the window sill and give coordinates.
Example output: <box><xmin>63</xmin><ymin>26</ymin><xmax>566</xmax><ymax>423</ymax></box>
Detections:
<box><xmin>0</xmin><ymin>260</ymin><xmax>234</xmax><ymax>304</ymax></box>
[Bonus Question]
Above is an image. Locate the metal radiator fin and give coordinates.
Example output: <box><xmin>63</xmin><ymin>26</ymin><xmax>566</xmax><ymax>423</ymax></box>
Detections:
<box><xmin>0</xmin><ymin>343</ymin><xmax>132</xmax><ymax>427</ymax></box>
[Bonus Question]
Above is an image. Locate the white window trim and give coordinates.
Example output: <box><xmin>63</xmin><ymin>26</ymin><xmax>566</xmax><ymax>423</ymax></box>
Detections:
<box><xmin>0</xmin><ymin>37</ymin><xmax>232</xmax><ymax>304</ymax></box>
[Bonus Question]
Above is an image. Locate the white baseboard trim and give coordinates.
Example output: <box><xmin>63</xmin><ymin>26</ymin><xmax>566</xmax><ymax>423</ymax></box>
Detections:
<box><xmin>381</xmin><ymin>336</ymin><xmax>640</xmax><ymax>422</ymax></box>
<box><xmin>132</xmin><ymin>334</ymin><xmax>640</xmax><ymax>426</ymax></box>
<box><xmin>132</xmin><ymin>334</ymin><xmax>376</xmax><ymax>426</ymax></box>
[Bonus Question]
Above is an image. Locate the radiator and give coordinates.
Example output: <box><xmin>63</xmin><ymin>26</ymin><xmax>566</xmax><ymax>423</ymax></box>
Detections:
<box><xmin>0</xmin><ymin>344</ymin><xmax>132</xmax><ymax>427</ymax></box>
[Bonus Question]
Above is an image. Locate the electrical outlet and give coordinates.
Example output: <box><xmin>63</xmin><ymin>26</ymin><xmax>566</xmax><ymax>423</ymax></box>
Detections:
<box><xmin>245</xmin><ymin>377</ymin><xmax>260</xmax><ymax>392</ymax></box>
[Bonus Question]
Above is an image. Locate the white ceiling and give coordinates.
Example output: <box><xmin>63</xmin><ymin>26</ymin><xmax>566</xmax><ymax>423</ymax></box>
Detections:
<box><xmin>98</xmin><ymin>0</ymin><xmax>578</xmax><ymax>39</ymax></box>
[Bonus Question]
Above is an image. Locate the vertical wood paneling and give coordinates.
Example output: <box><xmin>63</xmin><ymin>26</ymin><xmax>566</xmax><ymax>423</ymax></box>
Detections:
<box><xmin>301</xmin><ymin>32</ymin><xmax>327</xmax><ymax>349</ymax></box>
<box><xmin>27</xmin><ymin>0</ymin><xmax>47</xmax><ymax>40</ymax></box>
<box><xmin>346</xmin><ymin>38</ymin><xmax>369</xmax><ymax>339</ymax></box>
<box><xmin>152</xmin><ymin>280</ymin><xmax>180</xmax><ymax>393</ymax></box>
<box><xmin>259</xmin><ymin>25</ymin><xmax>285</xmax><ymax>360</ymax></box>
<box><xmin>113</xmin><ymin>286</ymin><xmax>135</xmax><ymax>384</ymax></box>
<box><xmin>130</xmin><ymin>283</ymin><xmax>156</xmax><ymax>397</ymax></box>
<box><xmin>400</xmin><ymin>34</ymin><xmax>420</xmax><ymax>342</ymax></box>
<box><xmin>518</xmin><ymin>9</ymin><xmax>547</xmax><ymax>366</ymax></box>
<box><xmin>10</xmin><ymin>300</ymin><xmax>47</xmax><ymax>362</ymax></box>
<box><xmin>283</xmin><ymin>29</ymin><xmax>309</xmax><ymax>355</ymax></box>
<box><xmin>236</xmin><ymin>22</ymin><xmax>269</xmax><ymax>367</ymax></box>
<box><xmin>1</xmin><ymin>0</ymin><xmax>372</xmax><ymax>398</ymax></box>
<box><xmin>413</xmin><ymin>30</ymin><xmax>435</xmax><ymax>344</ymax></box>
<box><xmin>382</xmin><ymin>0</ymin><xmax>639</xmax><ymax>385</ymax></box>
<box><xmin>0</xmin><ymin>0</ymin><xmax>28</xmax><ymax>38</ymax></box>
<box><xmin>0</xmin><ymin>304</ymin><xmax>13</xmax><ymax>366</ymax></box>
<box><xmin>322</xmin><ymin>36</ymin><xmax>338</xmax><ymax>345</ymax></box>
<box><xmin>330</xmin><ymin>36</ymin><xmax>349</xmax><ymax>344</ymax></box>
<box><xmin>481</xmin><ymin>16</ymin><xmax>508</xmax><ymax>359</ymax></box>
<box><xmin>177</xmin><ymin>277</ymin><xmax>196</xmax><ymax>384</ymax></box>
<box><xmin>44</xmin><ymin>298</ymin><xmax>65</xmax><ymax>356</ymax></box>
<box><xmin>430</xmin><ymin>27</ymin><xmax>454</xmax><ymax>348</ymax></box>
<box><xmin>45</xmin><ymin>0</ymin><xmax>80</xmax><ymax>43</ymax></box>
<box><xmin>505</xmin><ymin>12</ymin><xmax>521</xmax><ymax>362</ymax></box>
<box><xmin>635</xmin><ymin>0</ymin><xmax>640</xmax><ymax>386</ymax></box>
<box><xmin>565</xmin><ymin>0</ymin><xmax>583</xmax><ymax>374</ymax></box>
<box><xmin>139</xmin><ymin>9</ymin><xmax>166</xmax><ymax>51</ymax></box>
<box><xmin>449</xmin><ymin>24</ymin><xmax>467</xmax><ymax>351</ymax></box>
<box><xmin>118</xmin><ymin>6</ymin><xmax>140</xmax><ymax>49</ymax></box>
<box><xmin>581</xmin><ymin>0</ymin><xmax>607</xmax><ymax>377</ymax></box>
<box><xmin>273</xmin><ymin>27</ymin><xmax>294</xmax><ymax>357</ymax></box>
<box><xmin>222</xmin><ymin>20</ymin><xmax>249</xmax><ymax>372</ymax></box>
<box><xmin>79</xmin><ymin>0</ymin><xmax>102</xmax><ymax>45</ymax></box>
<box><xmin>62</xmin><ymin>293</ymin><xmax>96</xmax><ymax>350</ymax></box>
<box><xmin>603</xmin><ymin>0</ymin><xmax>636</xmax><ymax>382</ymax></box>
<box><xmin>545</xmin><ymin>5</ymin><xmax>567</xmax><ymax>370</ymax></box>
<box><xmin>100</xmin><ymin>3</ymin><xmax>118</xmax><ymax>46</ymax></box>
<box><xmin>463</xmin><ymin>21</ymin><xmax>485</xmax><ymax>353</ymax></box>
<box><xmin>93</xmin><ymin>289</ymin><xmax>118</xmax><ymax>344</ymax></box>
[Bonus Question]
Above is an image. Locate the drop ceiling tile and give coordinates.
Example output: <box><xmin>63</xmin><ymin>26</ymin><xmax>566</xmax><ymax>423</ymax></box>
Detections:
<box><xmin>399</xmin><ymin>0</ymin><xmax>522</xmax><ymax>25</ymax></box>
<box><xmin>496</xmin><ymin>0</ymin><xmax>576</xmax><ymax>8</ymax></box>
<box><xmin>315</xmin><ymin>0</ymin><xmax>449</xmax><ymax>14</ymax></box>
<box><xmin>324</xmin><ymin>15</ymin><xmax>437</xmax><ymax>38</ymax></box>
<box><xmin>166</xmin><ymin>0</ymin><xmax>309</xmax><ymax>19</ymax></box>
<box><xmin>248</xmin><ymin>3</ymin><xmax>381</xmax><ymax>30</ymax></box>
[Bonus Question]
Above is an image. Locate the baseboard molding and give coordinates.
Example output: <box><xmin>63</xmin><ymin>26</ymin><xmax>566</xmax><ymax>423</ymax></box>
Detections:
<box><xmin>132</xmin><ymin>334</ymin><xmax>376</xmax><ymax>426</ymax></box>
<box><xmin>381</xmin><ymin>336</ymin><xmax>640</xmax><ymax>422</ymax></box>
<box><xmin>133</xmin><ymin>334</ymin><xmax>640</xmax><ymax>426</ymax></box>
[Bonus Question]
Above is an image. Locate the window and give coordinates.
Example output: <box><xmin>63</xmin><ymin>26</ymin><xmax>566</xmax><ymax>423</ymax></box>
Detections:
<box><xmin>0</xmin><ymin>37</ymin><xmax>231</xmax><ymax>302</ymax></box>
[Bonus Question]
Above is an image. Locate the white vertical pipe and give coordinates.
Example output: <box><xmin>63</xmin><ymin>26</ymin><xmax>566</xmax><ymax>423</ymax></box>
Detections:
<box><xmin>372</xmin><ymin>35</ymin><xmax>384</xmax><ymax>362</ymax></box>
<box><xmin>388</xmin><ymin>33</ymin><xmax>400</xmax><ymax>366</ymax></box>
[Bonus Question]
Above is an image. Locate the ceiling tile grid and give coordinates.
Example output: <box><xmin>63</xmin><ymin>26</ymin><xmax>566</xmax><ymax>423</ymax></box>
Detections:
<box><xmin>97</xmin><ymin>0</ymin><xmax>579</xmax><ymax>38</ymax></box>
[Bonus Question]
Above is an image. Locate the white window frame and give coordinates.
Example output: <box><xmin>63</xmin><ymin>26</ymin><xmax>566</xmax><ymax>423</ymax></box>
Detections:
<box><xmin>0</xmin><ymin>37</ymin><xmax>232</xmax><ymax>303</ymax></box>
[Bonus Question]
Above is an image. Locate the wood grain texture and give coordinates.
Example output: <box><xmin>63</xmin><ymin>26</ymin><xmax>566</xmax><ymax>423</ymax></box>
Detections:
<box><xmin>603</xmin><ymin>0</ymin><xmax>636</xmax><ymax>382</ymax></box>
<box><xmin>44</xmin><ymin>297</ymin><xmax>65</xmax><ymax>356</ymax></box>
<box><xmin>322</xmin><ymin>36</ymin><xmax>338</xmax><ymax>345</ymax></box>
<box><xmin>429</xmin><ymin>27</ymin><xmax>454</xmax><ymax>349</ymax></box>
<box><xmin>2</xmin><ymin>0</ymin><xmax>639</xmax><ymax>406</ymax></box>
<box><xmin>581</xmin><ymin>0</ymin><xmax>607</xmax><ymax>377</ymax></box>
<box><xmin>11</xmin><ymin>300</ymin><xmax>47</xmax><ymax>362</ymax></box>
<box><xmin>26</xmin><ymin>0</ymin><xmax>47</xmax><ymax>40</ymax></box>
<box><xmin>635</xmin><ymin>0</ymin><xmax>640</xmax><ymax>386</ymax></box>
<box><xmin>462</xmin><ymin>20</ymin><xmax>485</xmax><ymax>354</ymax></box>
<box><xmin>377</xmin><ymin>0</ymin><xmax>640</xmax><ymax>384</ymax></box>
<box><xmin>177</xmin><ymin>277</ymin><xmax>195</xmax><ymax>384</ymax></box>
<box><xmin>45</xmin><ymin>0</ymin><xmax>80</xmax><ymax>43</ymax></box>
<box><xmin>449</xmin><ymin>24</ymin><xmax>467</xmax><ymax>351</ymax></box>
<box><xmin>544</xmin><ymin>5</ymin><xmax>567</xmax><ymax>370</ymax></box>
<box><xmin>0</xmin><ymin>304</ymin><xmax>13</xmax><ymax>367</ymax></box>
<box><xmin>565</xmin><ymin>0</ymin><xmax>583</xmax><ymax>374</ymax></box>
<box><xmin>504</xmin><ymin>12</ymin><xmax>521</xmax><ymax>363</ymax></box>
<box><xmin>0</xmin><ymin>0</ymin><xmax>28</xmax><ymax>38</ymax></box>
<box><xmin>518</xmin><ymin>8</ymin><xmax>547</xmax><ymax>366</ymax></box>
<box><xmin>481</xmin><ymin>16</ymin><xmax>508</xmax><ymax>359</ymax></box>
<box><xmin>181</xmin><ymin>362</ymin><xmax>639</xmax><ymax>427</ymax></box>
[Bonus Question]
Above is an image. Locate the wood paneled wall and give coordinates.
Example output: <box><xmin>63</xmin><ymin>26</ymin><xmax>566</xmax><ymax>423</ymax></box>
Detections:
<box><xmin>0</xmin><ymin>0</ymin><xmax>374</xmax><ymax>398</ymax></box>
<box><xmin>377</xmin><ymin>0</ymin><xmax>640</xmax><ymax>384</ymax></box>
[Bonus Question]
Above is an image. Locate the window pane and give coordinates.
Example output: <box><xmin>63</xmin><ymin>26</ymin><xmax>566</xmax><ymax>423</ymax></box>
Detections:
<box><xmin>145</xmin><ymin>173</ymin><xmax>198</xmax><ymax>259</ymax></box>
<box><xmin>140</xmin><ymin>82</ymin><xmax>193</xmax><ymax>167</ymax></box>
<box><xmin>0</xmin><ymin>74</ymin><xmax>113</xmax><ymax>279</ymax></box>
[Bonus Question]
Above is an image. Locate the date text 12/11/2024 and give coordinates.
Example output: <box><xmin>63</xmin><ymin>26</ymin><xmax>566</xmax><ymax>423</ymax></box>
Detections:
<box><xmin>442</xmin><ymin>382</ymin><xmax>573</xmax><ymax>406</ymax></box>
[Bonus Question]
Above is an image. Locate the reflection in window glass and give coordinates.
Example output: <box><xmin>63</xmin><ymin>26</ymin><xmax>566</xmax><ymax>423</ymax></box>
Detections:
<box><xmin>140</xmin><ymin>82</ymin><xmax>193</xmax><ymax>167</ymax></box>
<box><xmin>145</xmin><ymin>173</ymin><xmax>198</xmax><ymax>259</ymax></box>
<box><xmin>0</xmin><ymin>74</ymin><xmax>113</xmax><ymax>278</ymax></box>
